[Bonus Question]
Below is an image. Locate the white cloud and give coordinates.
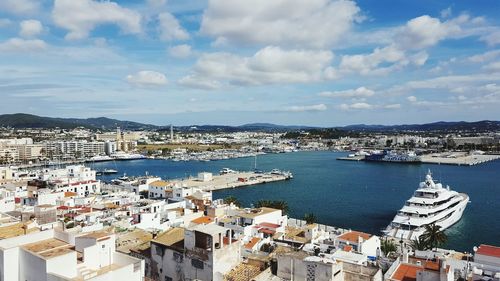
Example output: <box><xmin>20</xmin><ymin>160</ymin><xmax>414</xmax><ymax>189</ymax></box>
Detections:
<box><xmin>480</xmin><ymin>30</ymin><xmax>500</xmax><ymax>46</ymax></box>
<box><xmin>0</xmin><ymin>0</ymin><xmax>39</xmax><ymax>15</ymax></box>
<box><xmin>182</xmin><ymin>46</ymin><xmax>334</xmax><ymax>87</ymax></box>
<box><xmin>407</xmin><ymin>96</ymin><xmax>417</xmax><ymax>102</ymax></box>
<box><xmin>319</xmin><ymin>86</ymin><xmax>374</xmax><ymax>98</ymax></box>
<box><xmin>484</xmin><ymin>61</ymin><xmax>500</xmax><ymax>72</ymax></box>
<box><xmin>168</xmin><ymin>44</ymin><xmax>192</xmax><ymax>58</ymax></box>
<box><xmin>158</xmin><ymin>12</ymin><xmax>189</xmax><ymax>41</ymax></box>
<box><xmin>200</xmin><ymin>0</ymin><xmax>361</xmax><ymax>48</ymax></box>
<box><xmin>339</xmin><ymin>45</ymin><xmax>417</xmax><ymax>75</ymax></box>
<box><xmin>468</xmin><ymin>50</ymin><xmax>500</xmax><ymax>63</ymax></box>
<box><xmin>19</xmin><ymin>20</ymin><xmax>43</xmax><ymax>38</ymax></box>
<box><xmin>340</xmin><ymin>102</ymin><xmax>373</xmax><ymax>110</ymax></box>
<box><xmin>397</xmin><ymin>15</ymin><xmax>461</xmax><ymax>49</ymax></box>
<box><xmin>0</xmin><ymin>38</ymin><xmax>47</xmax><ymax>52</ymax></box>
<box><xmin>52</xmin><ymin>0</ymin><xmax>142</xmax><ymax>40</ymax></box>
<box><xmin>178</xmin><ymin>75</ymin><xmax>221</xmax><ymax>90</ymax></box>
<box><xmin>285</xmin><ymin>104</ymin><xmax>327</xmax><ymax>112</ymax></box>
<box><xmin>384</xmin><ymin>104</ymin><xmax>401</xmax><ymax>109</ymax></box>
<box><xmin>126</xmin><ymin>71</ymin><xmax>168</xmax><ymax>86</ymax></box>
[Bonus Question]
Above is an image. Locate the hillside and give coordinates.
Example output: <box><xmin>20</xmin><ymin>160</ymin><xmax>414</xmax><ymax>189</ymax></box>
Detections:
<box><xmin>0</xmin><ymin>114</ymin><xmax>159</xmax><ymax>130</ymax></box>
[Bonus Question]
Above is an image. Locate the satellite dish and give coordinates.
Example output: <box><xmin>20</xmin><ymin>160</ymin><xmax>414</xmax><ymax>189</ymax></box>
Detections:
<box><xmin>473</xmin><ymin>246</ymin><xmax>478</xmax><ymax>252</ymax></box>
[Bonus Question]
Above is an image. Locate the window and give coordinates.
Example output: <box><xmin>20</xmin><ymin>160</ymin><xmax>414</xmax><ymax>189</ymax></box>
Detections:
<box><xmin>191</xmin><ymin>258</ymin><xmax>204</xmax><ymax>269</ymax></box>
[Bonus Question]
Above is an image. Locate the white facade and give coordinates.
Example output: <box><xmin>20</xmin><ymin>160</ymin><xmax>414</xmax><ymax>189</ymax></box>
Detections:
<box><xmin>0</xmin><ymin>229</ymin><xmax>145</xmax><ymax>281</ymax></box>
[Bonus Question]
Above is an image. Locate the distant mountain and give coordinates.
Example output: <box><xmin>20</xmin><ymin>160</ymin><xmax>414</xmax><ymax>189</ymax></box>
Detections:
<box><xmin>341</xmin><ymin>121</ymin><xmax>500</xmax><ymax>132</ymax></box>
<box><xmin>0</xmin><ymin>114</ymin><xmax>159</xmax><ymax>130</ymax></box>
<box><xmin>0</xmin><ymin>114</ymin><xmax>498</xmax><ymax>133</ymax></box>
<box><xmin>169</xmin><ymin>123</ymin><xmax>316</xmax><ymax>133</ymax></box>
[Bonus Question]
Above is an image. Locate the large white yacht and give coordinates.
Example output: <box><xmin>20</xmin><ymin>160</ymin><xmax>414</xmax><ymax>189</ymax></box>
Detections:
<box><xmin>383</xmin><ymin>170</ymin><xmax>469</xmax><ymax>240</ymax></box>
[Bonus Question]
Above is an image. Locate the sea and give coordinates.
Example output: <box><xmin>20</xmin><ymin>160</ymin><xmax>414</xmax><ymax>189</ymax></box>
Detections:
<box><xmin>92</xmin><ymin>151</ymin><xmax>500</xmax><ymax>252</ymax></box>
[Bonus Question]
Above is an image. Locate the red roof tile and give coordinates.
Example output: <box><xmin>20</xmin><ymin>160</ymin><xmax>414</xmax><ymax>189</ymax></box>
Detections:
<box><xmin>476</xmin><ymin>244</ymin><xmax>500</xmax><ymax>258</ymax></box>
<box><xmin>245</xmin><ymin>237</ymin><xmax>261</xmax><ymax>249</ymax></box>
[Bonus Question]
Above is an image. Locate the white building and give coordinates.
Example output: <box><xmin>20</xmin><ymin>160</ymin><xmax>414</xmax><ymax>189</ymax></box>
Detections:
<box><xmin>150</xmin><ymin>223</ymin><xmax>240</xmax><ymax>281</ymax></box>
<box><xmin>0</xmin><ymin>229</ymin><xmax>145</xmax><ymax>281</ymax></box>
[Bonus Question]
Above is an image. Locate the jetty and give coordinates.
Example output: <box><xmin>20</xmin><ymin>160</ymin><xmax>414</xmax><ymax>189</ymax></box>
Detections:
<box><xmin>337</xmin><ymin>155</ymin><xmax>365</xmax><ymax>161</ymax></box>
<box><xmin>421</xmin><ymin>153</ymin><xmax>500</xmax><ymax>166</ymax></box>
<box><xmin>176</xmin><ymin>170</ymin><xmax>293</xmax><ymax>191</ymax></box>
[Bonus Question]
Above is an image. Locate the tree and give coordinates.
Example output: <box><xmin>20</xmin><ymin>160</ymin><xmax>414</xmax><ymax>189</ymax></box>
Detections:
<box><xmin>224</xmin><ymin>196</ymin><xmax>241</xmax><ymax>207</ymax></box>
<box><xmin>421</xmin><ymin>223</ymin><xmax>447</xmax><ymax>250</ymax></box>
<box><xmin>254</xmin><ymin>200</ymin><xmax>289</xmax><ymax>215</ymax></box>
<box><xmin>381</xmin><ymin>238</ymin><xmax>398</xmax><ymax>256</ymax></box>
<box><xmin>304</xmin><ymin>213</ymin><xmax>317</xmax><ymax>225</ymax></box>
<box><xmin>409</xmin><ymin>237</ymin><xmax>429</xmax><ymax>251</ymax></box>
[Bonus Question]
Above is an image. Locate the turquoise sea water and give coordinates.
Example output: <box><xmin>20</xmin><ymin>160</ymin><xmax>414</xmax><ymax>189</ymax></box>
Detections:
<box><xmin>92</xmin><ymin>151</ymin><xmax>500</xmax><ymax>252</ymax></box>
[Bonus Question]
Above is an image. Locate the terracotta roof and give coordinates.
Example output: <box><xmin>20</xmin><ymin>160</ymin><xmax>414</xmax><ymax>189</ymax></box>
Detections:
<box><xmin>337</xmin><ymin>230</ymin><xmax>371</xmax><ymax>244</ymax></box>
<box><xmin>245</xmin><ymin>237</ymin><xmax>261</xmax><ymax>249</ymax></box>
<box><xmin>391</xmin><ymin>264</ymin><xmax>420</xmax><ymax>281</ymax></box>
<box><xmin>80</xmin><ymin>231</ymin><xmax>112</xmax><ymax>240</ymax></box>
<box><xmin>476</xmin><ymin>244</ymin><xmax>500</xmax><ymax>258</ymax></box>
<box><xmin>259</xmin><ymin>228</ymin><xmax>275</xmax><ymax>235</ymax></box>
<box><xmin>153</xmin><ymin>227</ymin><xmax>184</xmax><ymax>247</ymax></box>
<box><xmin>258</xmin><ymin>222</ymin><xmax>280</xmax><ymax>228</ymax></box>
<box><xmin>149</xmin><ymin>180</ymin><xmax>169</xmax><ymax>188</ymax></box>
<box><xmin>64</xmin><ymin>191</ymin><xmax>78</xmax><ymax>197</ymax></box>
<box><xmin>191</xmin><ymin>216</ymin><xmax>213</xmax><ymax>225</ymax></box>
<box><xmin>424</xmin><ymin>261</ymin><xmax>439</xmax><ymax>271</ymax></box>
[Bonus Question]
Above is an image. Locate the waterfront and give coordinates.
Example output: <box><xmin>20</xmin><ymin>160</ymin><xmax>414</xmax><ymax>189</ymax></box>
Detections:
<box><xmin>92</xmin><ymin>151</ymin><xmax>500</xmax><ymax>252</ymax></box>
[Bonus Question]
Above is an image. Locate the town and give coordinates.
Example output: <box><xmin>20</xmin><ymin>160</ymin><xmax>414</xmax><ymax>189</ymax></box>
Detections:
<box><xmin>0</xmin><ymin>158</ymin><xmax>498</xmax><ymax>280</ymax></box>
<box><xmin>1</xmin><ymin>124</ymin><xmax>499</xmax><ymax>167</ymax></box>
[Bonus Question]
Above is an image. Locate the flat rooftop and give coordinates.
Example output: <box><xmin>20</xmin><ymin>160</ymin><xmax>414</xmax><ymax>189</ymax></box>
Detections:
<box><xmin>22</xmin><ymin>238</ymin><xmax>74</xmax><ymax>259</ymax></box>
<box><xmin>153</xmin><ymin>227</ymin><xmax>184</xmax><ymax>248</ymax></box>
<box><xmin>238</xmin><ymin>207</ymin><xmax>280</xmax><ymax>219</ymax></box>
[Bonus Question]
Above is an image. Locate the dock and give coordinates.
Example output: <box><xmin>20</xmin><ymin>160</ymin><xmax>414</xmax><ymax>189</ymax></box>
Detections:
<box><xmin>336</xmin><ymin>155</ymin><xmax>365</xmax><ymax>161</ymax></box>
<box><xmin>176</xmin><ymin>171</ymin><xmax>292</xmax><ymax>191</ymax></box>
<box><xmin>421</xmin><ymin>153</ymin><xmax>500</xmax><ymax>166</ymax></box>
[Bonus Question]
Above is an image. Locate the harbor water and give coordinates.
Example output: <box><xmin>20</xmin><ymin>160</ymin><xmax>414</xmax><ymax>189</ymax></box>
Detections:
<box><xmin>92</xmin><ymin>151</ymin><xmax>500</xmax><ymax>252</ymax></box>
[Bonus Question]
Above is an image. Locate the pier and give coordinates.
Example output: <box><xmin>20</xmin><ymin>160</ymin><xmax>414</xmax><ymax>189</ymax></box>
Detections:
<box><xmin>336</xmin><ymin>155</ymin><xmax>365</xmax><ymax>161</ymax></box>
<box><xmin>421</xmin><ymin>153</ymin><xmax>500</xmax><ymax>166</ymax></box>
<box><xmin>177</xmin><ymin>171</ymin><xmax>292</xmax><ymax>191</ymax></box>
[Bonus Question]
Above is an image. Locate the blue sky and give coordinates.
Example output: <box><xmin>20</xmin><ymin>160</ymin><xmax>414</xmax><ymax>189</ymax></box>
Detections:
<box><xmin>0</xmin><ymin>0</ymin><xmax>499</xmax><ymax>126</ymax></box>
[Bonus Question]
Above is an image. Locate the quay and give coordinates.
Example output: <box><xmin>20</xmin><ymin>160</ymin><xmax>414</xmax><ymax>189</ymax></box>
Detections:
<box><xmin>175</xmin><ymin>170</ymin><xmax>292</xmax><ymax>191</ymax></box>
<box><xmin>337</xmin><ymin>155</ymin><xmax>365</xmax><ymax>161</ymax></box>
<box><xmin>421</xmin><ymin>153</ymin><xmax>500</xmax><ymax>166</ymax></box>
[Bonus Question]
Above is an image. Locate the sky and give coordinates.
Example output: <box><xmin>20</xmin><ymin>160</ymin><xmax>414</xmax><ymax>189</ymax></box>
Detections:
<box><xmin>0</xmin><ymin>0</ymin><xmax>499</xmax><ymax>126</ymax></box>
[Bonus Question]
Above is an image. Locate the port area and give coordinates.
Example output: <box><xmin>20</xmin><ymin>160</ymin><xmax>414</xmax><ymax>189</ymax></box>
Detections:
<box><xmin>421</xmin><ymin>153</ymin><xmax>500</xmax><ymax>166</ymax></box>
<box><xmin>177</xmin><ymin>171</ymin><xmax>292</xmax><ymax>191</ymax></box>
<box><xmin>337</xmin><ymin>155</ymin><xmax>365</xmax><ymax>161</ymax></box>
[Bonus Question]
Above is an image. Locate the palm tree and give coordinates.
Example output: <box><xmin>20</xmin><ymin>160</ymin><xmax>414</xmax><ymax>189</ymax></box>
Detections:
<box><xmin>409</xmin><ymin>237</ymin><xmax>429</xmax><ymax>251</ymax></box>
<box><xmin>421</xmin><ymin>223</ymin><xmax>447</xmax><ymax>250</ymax></box>
<box><xmin>271</xmin><ymin>200</ymin><xmax>289</xmax><ymax>215</ymax></box>
<box><xmin>381</xmin><ymin>238</ymin><xmax>398</xmax><ymax>256</ymax></box>
<box><xmin>304</xmin><ymin>213</ymin><xmax>317</xmax><ymax>224</ymax></box>
<box><xmin>254</xmin><ymin>200</ymin><xmax>289</xmax><ymax>215</ymax></box>
<box><xmin>224</xmin><ymin>196</ymin><xmax>241</xmax><ymax>207</ymax></box>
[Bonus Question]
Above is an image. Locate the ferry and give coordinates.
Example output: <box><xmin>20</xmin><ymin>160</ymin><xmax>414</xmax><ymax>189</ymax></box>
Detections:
<box><xmin>383</xmin><ymin>170</ymin><xmax>469</xmax><ymax>240</ymax></box>
<box><xmin>365</xmin><ymin>150</ymin><xmax>421</xmax><ymax>163</ymax></box>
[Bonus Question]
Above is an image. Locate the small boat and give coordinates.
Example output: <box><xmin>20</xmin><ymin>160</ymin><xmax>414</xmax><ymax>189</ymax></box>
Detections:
<box><xmin>102</xmin><ymin>169</ymin><xmax>118</xmax><ymax>174</ymax></box>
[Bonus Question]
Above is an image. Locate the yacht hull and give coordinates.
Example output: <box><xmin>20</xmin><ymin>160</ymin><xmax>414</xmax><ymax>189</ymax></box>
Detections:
<box><xmin>384</xmin><ymin>193</ymin><xmax>469</xmax><ymax>240</ymax></box>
